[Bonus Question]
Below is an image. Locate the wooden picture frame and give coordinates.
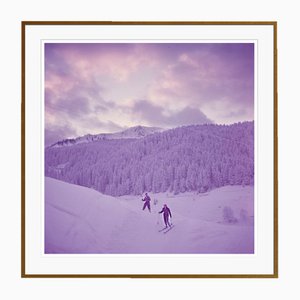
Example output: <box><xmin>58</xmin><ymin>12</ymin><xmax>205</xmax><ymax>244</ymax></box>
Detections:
<box><xmin>21</xmin><ymin>21</ymin><xmax>278</xmax><ymax>278</ymax></box>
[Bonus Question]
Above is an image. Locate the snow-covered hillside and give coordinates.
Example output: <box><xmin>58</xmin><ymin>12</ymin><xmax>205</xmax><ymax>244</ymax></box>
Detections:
<box><xmin>50</xmin><ymin>125</ymin><xmax>163</xmax><ymax>148</ymax></box>
<box><xmin>45</xmin><ymin>122</ymin><xmax>254</xmax><ymax>196</ymax></box>
<box><xmin>45</xmin><ymin>177</ymin><xmax>254</xmax><ymax>254</ymax></box>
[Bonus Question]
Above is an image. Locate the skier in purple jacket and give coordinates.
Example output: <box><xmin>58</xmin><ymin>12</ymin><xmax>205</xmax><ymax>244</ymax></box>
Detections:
<box><xmin>159</xmin><ymin>204</ymin><xmax>172</xmax><ymax>228</ymax></box>
<box><xmin>142</xmin><ymin>193</ymin><xmax>151</xmax><ymax>212</ymax></box>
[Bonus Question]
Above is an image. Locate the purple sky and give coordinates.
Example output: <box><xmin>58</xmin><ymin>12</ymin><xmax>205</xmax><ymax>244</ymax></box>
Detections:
<box><xmin>45</xmin><ymin>43</ymin><xmax>254</xmax><ymax>146</ymax></box>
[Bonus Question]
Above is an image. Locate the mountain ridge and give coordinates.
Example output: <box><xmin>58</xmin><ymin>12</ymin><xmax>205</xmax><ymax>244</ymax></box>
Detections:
<box><xmin>49</xmin><ymin>125</ymin><xmax>164</xmax><ymax>148</ymax></box>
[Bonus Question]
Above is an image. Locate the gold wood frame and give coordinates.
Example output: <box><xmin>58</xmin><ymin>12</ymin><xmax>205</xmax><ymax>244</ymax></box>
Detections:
<box><xmin>21</xmin><ymin>21</ymin><xmax>278</xmax><ymax>278</ymax></box>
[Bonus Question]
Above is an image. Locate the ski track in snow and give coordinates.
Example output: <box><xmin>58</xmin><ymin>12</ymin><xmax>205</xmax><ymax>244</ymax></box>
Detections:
<box><xmin>45</xmin><ymin>177</ymin><xmax>254</xmax><ymax>254</ymax></box>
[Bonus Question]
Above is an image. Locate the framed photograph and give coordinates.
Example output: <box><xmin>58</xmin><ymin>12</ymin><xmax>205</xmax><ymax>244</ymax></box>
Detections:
<box><xmin>21</xmin><ymin>21</ymin><xmax>278</xmax><ymax>278</ymax></box>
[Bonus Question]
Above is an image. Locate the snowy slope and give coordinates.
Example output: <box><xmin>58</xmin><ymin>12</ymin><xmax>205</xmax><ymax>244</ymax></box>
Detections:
<box><xmin>45</xmin><ymin>122</ymin><xmax>254</xmax><ymax>196</ymax></box>
<box><xmin>45</xmin><ymin>177</ymin><xmax>254</xmax><ymax>254</ymax></box>
<box><xmin>50</xmin><ymin>125</ymin><xmax>163</xmax><ymax>148</ymax></box>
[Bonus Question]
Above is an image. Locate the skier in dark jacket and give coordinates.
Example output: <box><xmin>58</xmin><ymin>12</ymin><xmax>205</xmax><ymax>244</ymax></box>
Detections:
<box><xmin>142</xmin><ymin>193</ymin><xmax>151</xmax><ymax>212</ymax></box>
<box><xmin>159</xmin><ymin>204</ymin><xmax>172</xmax><ymax>228</ymax></box>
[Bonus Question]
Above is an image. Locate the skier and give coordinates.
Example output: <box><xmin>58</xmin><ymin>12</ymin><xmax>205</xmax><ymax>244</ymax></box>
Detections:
<box><xmin>159</xmin><ymin>204</ymin><xmax>172</xmax><ymax>228</ymax></box>
<box><xmin>142</xmin><ymin>193</ymin><xmax>151</xmax><ymax>212</ymax></box>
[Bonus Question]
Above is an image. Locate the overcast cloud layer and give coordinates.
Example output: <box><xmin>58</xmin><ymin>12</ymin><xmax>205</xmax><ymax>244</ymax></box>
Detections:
<box><xmin>45</xmin><ymin>43</ymin><xmax>254</xmax><ymax>146</ymax></box>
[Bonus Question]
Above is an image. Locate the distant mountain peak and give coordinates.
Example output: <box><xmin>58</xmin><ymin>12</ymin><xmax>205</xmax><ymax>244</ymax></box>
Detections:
<box><xmin>50</xmin><ymin>125</ymin><xmax>164</xmax><ymax>148</ymax></box>
<box><xmin>120</xmin><ymin>125</ymin><xmax>163</xmax><ymax>137</ymax></box>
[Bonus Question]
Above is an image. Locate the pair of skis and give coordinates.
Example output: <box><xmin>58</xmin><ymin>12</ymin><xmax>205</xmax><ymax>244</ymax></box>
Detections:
<box><xmin>159</xmin><ymin>224</ymin><xmax>174</xmax><ymax>234</ymax></box>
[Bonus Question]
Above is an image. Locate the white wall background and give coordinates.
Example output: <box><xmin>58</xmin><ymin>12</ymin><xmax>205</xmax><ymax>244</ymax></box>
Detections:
<box><xmin>0</xmin><ymin>0</ymin><xmax>298</xmax><ymax>299</ymax></box>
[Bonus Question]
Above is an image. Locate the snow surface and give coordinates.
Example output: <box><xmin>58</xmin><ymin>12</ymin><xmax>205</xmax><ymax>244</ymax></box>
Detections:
<box><xmin>45</xmin><ymin>177</ymin><xmax>254</xmax><ymax>254</ymax></box>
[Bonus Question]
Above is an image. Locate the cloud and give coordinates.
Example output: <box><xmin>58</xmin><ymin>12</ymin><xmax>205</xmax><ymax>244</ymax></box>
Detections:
<box><xmin>45</xmin><ymin>125</ymin><xmax>77</xmax><ymax>147</ymax></box>
<box><xmin>131</xmin><ymin>100</ymin><xmax>166</xmax><ymax>125</ymax></box>
<box><xmin>131</xmin><ymin>100</ymin><xmax>212</xmax><ymax>127</ymax></box>
<box><xmin>44</xmin><ymin>43</ymin><xmax>254</xmax><ymax>143</ymax></box>
<box><xmin>147</xmin><ymin>44</ymin><xmax>254</xmax><ymax>123</ymax></box>
<box><xmin>168</xmin><ymin>106</ymin><xmax>213</xmax><ymax>126</ymax></box>
<box><xmin>45</xmin><ymin>76</ymin><xmax>122</xmax><ymax>145</ymax></box>
<box><xmin>45</xmin><ymin>43</ymin><xmax>158</xmax><ymax>84</ymax></box>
